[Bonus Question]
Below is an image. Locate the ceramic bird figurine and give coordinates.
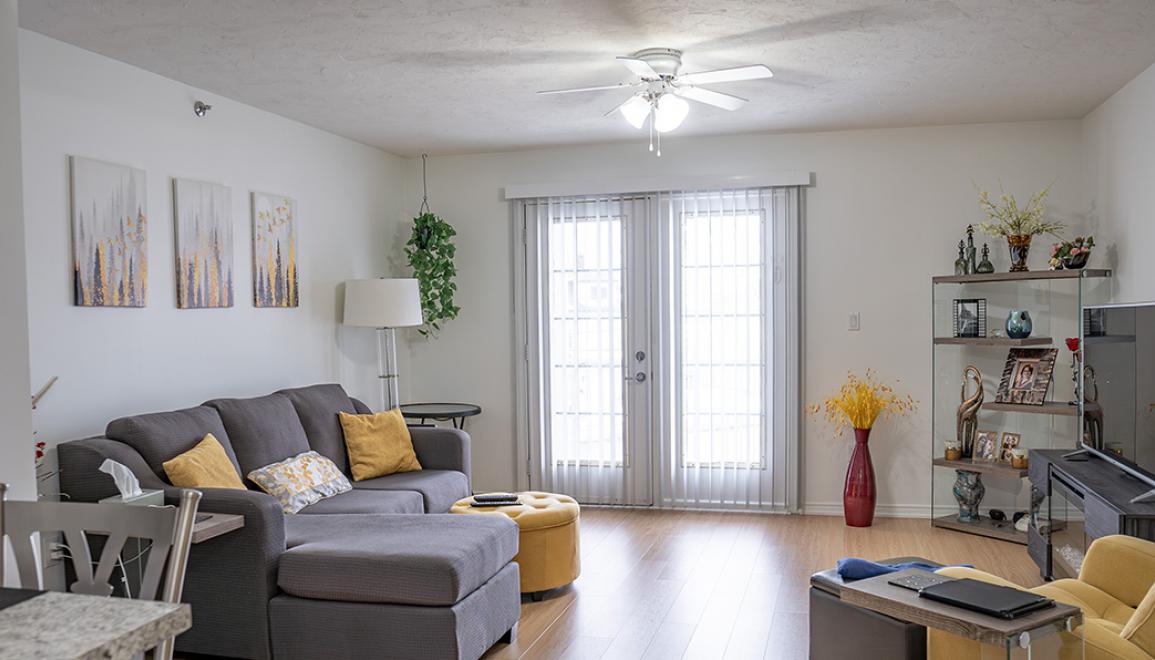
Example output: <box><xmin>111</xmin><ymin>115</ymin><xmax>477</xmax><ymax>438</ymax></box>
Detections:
<box><xmin>957</xmin><ymin>365</ymin><xmax>983</xmax><ymax>457</ymax></box>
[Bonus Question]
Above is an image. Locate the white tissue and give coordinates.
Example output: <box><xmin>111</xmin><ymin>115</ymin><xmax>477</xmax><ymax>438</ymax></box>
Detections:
<box><xmin>99</xmin><ymin>459</ymin><xmax>143</xmax><ymax>498</ymax></box>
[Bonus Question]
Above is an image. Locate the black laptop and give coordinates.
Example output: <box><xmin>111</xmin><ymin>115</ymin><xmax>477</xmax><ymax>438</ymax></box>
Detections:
<box><xmin>918</xmin><ymin>578</ymin><xmax>1055</xmax><ymax>620</ymax></box>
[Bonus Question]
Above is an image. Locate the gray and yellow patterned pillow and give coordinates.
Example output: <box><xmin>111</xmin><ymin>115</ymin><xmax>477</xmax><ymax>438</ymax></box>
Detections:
<box><xmin>247</xmin><ymin>451</ymin><xmax>352</xmax><ymax>514</ymax></box>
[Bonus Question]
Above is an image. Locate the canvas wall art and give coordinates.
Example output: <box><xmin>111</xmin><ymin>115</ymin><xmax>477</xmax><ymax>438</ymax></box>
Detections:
<box><xmin>251</xmin><ymin>192</ymin><xmax>298</xmax><ymax>308</ymax></box>
<box><xmin>71</xmin><ymin>156</ymin><xmax>148</xmax><ymax>307</ymax></box>
<box><xmin>174</xmin><ymin>178</ymin><xmax>234</xmax><ymax>309</ymax></box>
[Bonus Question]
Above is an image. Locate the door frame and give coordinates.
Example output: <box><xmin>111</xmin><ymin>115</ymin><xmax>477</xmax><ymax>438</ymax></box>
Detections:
<box><xmin>513</xmin><ymin>189</ymin><xmax>802</xmax><ymax>511</ymax></box>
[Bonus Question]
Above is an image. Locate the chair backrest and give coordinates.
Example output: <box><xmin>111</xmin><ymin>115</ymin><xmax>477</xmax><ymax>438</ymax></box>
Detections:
<box><xmin>0</xmin><ymin>483</ymin><xmax>200</xmax><ymax>603</ymax></box>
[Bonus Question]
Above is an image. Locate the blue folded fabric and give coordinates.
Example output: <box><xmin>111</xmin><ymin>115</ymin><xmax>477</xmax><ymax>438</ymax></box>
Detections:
<box><xmin>836</xmin><ymin>557</ymin><xmax>969</xmax><ymax>581</ymax></box>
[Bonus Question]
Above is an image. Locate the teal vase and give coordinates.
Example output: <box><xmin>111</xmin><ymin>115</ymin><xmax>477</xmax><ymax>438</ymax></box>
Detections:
<box><xmin>1006</xmin><ymin>310</ymin><xmax>1033</xmax><ymax>339</ymax></box>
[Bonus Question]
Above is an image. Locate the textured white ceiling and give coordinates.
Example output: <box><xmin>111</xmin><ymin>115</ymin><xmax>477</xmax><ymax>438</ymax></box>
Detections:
<box><xmin>19</xmin><ymin>0</ymin><xmax>1155</xmax><ymax>155</ymax></box>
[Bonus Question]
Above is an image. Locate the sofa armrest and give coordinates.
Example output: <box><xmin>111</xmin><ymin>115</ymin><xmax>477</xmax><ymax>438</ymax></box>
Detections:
<box><xmin>57</xmin><ymin>436</ymin><xmax>169</xmax><ymax>501</ymax></box>
<box><xmin>409</xmin><ymin>426</ymin><xmax>472</xmax><ymax>481</ymax></box>
<box><xmin>1123</xmin><ymin>582</ymin><xmax>1155</xmax><ymax>657</ymax></box>
<box><xmin>1082</xmin><ymin>535</ymin><xmax>1155</xmax><ymax>608</ymax></box>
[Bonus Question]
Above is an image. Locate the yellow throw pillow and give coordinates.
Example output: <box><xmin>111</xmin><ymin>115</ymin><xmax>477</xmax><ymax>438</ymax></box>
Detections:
<box><xmin>162</xmin><ymin>433</ymin><xmax>246</xmax><ymax>490</ymax></box>
<box><xmin>339</xmin><ymin>409</ymin><xmax>422</xmax><ymax>481</ymax></box>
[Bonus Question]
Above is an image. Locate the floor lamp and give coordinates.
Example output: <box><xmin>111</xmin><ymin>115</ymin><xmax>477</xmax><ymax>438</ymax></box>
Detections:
<box><xmin>343</xmin><ymin>278</ymin><xmax>423</xmax><ymax>411</ymax></box>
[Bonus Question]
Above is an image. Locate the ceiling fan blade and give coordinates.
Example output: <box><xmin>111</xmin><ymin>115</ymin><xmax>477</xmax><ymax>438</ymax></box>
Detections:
<box><xmin>537</xmin><ymin>82</ymin><xmax>637</xmax><ymax>95</ymax></box>
<box><xmin>616</xmin><ymin>56</ymin><xmax>659</xmax><ymax>79</ymax></box>
<box><xmin>677</xmin><ymin>65</ymin><xmax>773</xmax><ymax>86</ymax></box>
<box><xmin>674</xmin><ymin>86</ymin><xmax>748</xmax><ymax>111</ymax></box>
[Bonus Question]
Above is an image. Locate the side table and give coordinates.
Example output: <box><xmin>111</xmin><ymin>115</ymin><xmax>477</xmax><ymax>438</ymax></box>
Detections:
<box><xmin>399</xmin><ymin>402</ymin><xmax>482</xmax><ymax>430</ymax></box>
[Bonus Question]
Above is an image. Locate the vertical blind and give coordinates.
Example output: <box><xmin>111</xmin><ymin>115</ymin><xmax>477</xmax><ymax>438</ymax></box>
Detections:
<box><xmin>518</xmin><ymin>187</ymin><xmax>800</xmax><ymax>511</ymax></box>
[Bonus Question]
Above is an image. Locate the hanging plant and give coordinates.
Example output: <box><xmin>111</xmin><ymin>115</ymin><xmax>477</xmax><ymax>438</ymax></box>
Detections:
<box><xmin>405</xmin><ymin>155</ymin><xmax>459</xmax><ymax>337</ymax></box>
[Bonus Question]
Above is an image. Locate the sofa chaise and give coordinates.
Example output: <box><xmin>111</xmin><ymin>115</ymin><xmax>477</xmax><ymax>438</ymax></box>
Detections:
<box><xmin>57</xmin><ymin>383</ymin><xmax>520</xmax><ymax>660</ymax></box>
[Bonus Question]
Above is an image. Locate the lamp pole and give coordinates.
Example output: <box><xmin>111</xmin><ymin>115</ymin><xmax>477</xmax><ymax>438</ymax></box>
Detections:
<box><xmin>376</xmin><ymin>326</ymin><xmax>400</xmax><ymax>411</ymax></box>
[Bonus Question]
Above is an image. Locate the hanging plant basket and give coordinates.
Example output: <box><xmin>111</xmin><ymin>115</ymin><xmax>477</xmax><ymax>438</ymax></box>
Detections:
<box><xmin>405</xmin><ymin>155</ymin><xmax>460</xmax><ymax>337</ymax></box>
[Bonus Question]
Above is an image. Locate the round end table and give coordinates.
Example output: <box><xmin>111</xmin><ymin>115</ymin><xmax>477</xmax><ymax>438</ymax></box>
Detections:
<box><xmin>399</xmin><ymin>402</ymin><xmax>481</xmax><ymax>430</ymax></box>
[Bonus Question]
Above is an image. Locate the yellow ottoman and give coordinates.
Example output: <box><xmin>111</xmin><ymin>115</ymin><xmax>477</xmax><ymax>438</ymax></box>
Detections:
<box><xmin>450</xmin><ymin>492</ymin><xmax>580</xmax><ymax>599</ymax></box>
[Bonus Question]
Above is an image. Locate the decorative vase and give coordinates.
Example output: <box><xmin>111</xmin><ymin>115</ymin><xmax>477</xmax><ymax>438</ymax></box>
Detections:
<box><xmin>953</xmin><ymin>470</ymin><xmax>985</xmax><ymax>523</ymax></box>
<box><xmin>1005</xmin><ymin>309</ymin><xmax>1033</xmax><ymax>339</ymax></box>
<box><xmin>1007</xmin><ymin>234</ymin><xmax>1032</xmax><ymax>272</ymax></box>
<box><xmin>1062</xmin><ymin>251</ymin><xmax>1090</xmax><ymax>269</ymax></box>
<box><xmin>843</xmin><ymin>428</ymin><xmax>877</xmax><ymax>527</ymax></box>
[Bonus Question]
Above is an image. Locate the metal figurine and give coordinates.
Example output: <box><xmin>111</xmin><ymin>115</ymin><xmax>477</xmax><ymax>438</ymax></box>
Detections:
<box><xmin>957</xmin><ymin>365</ymin><xmax>983</xmax><ymax>458</ymax></box>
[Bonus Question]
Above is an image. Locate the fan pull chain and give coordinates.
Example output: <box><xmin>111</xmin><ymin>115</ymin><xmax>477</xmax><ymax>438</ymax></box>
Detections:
<box><xmin>657</xmin><ymin>128</ymin><xmax>662</xmax><ymax>157</ymax></box>
<box><xmin>419</xmin><ymin>153</ymin><xmax>431</xmax><ymax>215</ymax></box>
<box><xmin>648</xmin><ymin>112</ymin><xmax>654</xmax><ymax>153</ymax></box>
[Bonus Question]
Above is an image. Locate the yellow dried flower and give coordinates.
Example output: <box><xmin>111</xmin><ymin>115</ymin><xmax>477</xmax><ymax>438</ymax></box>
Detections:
<box><xmin>807</xmin><ymin>370</ymin><xmax>918</xmax><ymax>435</ymax></box>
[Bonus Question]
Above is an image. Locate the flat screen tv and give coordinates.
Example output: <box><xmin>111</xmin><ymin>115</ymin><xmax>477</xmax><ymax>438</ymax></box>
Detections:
<box><xmin>1082</xmin><ymin>302</ymin><xmax>1155</xmax><ymax>502</ymax></box>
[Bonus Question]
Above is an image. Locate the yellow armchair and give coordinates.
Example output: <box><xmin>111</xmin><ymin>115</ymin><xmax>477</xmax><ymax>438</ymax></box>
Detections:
<box><xmin>928</xmin><ymin>535</ymin><xmax>1155</xmax><ymax>660</ymax></box>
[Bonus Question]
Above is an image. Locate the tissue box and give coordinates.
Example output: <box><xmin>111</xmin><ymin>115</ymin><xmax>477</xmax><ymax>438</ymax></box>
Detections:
<box><xmin>99</xmin><ymin>489</ymin><xmax>164</xmax><ymax>507</ymax></box>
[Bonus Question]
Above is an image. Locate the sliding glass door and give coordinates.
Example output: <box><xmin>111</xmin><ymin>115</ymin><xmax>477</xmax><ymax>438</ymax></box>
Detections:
<box><xmin>519</xmin><ymin>188</ymin><xmax>798</xmax><ymax>510</ymax></box>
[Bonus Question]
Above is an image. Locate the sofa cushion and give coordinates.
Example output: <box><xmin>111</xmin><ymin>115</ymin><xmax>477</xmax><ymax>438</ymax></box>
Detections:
<box><xmin>277</xmin><ymin>384</ymin><xmax>358</xmax><ymax>473</ymax></box>
<box><xmin>163</xmin><ymin>434</ymin><xmax>246</xmax><ymax>490</ymax></box>
<box><xmin>106</xmin><ymin>406</ymin><xmax>240</xmax><ymax>481</ymax></box>
<box><xmin>204</xmin><ymin>394</ymin><xmax>310</xmax><ymax>481</ymax></box>
<box><xmin>248</xmin><ymin>450</ymin><xmax>353</xmax><ymax>514</ymax></box>
<box><xmin>291</xmin><ymin>488</ymin><xmax>424</xmax><ymax>515</ymax></box>
<box><xmin>278</xmin><ymin>514</ymin><xmax>519</xmax><ymax>606</ymax></box>
<box><xmin>353</xmin><ymin>470</ymin><xmax>470</xmax><ymax>513</ymax></box>
<box><xmin>339</xmin><ymin>410</ymin><xmax>422</xmax><ymax>481</ymax></box>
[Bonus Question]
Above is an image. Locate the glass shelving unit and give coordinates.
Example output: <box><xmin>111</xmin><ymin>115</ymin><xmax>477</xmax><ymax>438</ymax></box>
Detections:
<box><xmin>931</xmin><ymin>268</ymin><xmax>1112</xmax><ymax>544</ymax></box>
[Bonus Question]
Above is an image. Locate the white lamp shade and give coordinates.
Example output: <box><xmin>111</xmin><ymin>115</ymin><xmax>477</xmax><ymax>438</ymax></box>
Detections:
<box><xmin>619</xmin><ymin>95</ymin><xmax>651</xmax><ymax>129</ymax></box>
<box><xmin>654</xmin><ymin>94</ymin><xmax>689</xmax><ymax>133</ymax></box>
<box><xmin>343</xmin><ymin>278</ymin><xmax>423</xmax><ymax>328</ymax></box>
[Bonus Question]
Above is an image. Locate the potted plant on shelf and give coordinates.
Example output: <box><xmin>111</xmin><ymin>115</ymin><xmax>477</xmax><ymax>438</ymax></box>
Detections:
<box><xmin>1049</xmin><ymin>236</ymin><xmax>1095</xmax><ymax>270</ymax></box>
<box><xmin>975</xmin><ymin>183</ymin><xmax>1064</xmax><ymax>272</ymax></box>
<box><xmin>810</xmin><ymin>371</ymin><xmax>917</xmax><ymax>527</ymax></box>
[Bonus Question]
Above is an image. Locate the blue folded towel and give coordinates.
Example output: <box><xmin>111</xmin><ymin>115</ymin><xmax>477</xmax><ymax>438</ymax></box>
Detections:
<box><xmin>836</xmin><ymin>557</ymin><xmax>969</xmax><ymax>581</ymax></box>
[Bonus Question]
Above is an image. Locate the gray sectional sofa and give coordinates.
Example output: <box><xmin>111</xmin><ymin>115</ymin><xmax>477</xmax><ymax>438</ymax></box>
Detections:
<box><xmin>56</xmin><ymin>383</ymin><xmax>520</xmax><ymax>660</ymax></box>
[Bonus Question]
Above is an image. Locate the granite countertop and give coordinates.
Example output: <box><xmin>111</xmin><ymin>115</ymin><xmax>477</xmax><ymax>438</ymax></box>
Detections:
<box><xmin>0</xmin><ymin>590</ymin><xmax>190</xmax><ymax>660</ymax></box>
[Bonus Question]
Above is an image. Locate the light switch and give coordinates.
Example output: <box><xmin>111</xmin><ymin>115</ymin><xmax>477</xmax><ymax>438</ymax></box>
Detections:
<box><xmin>849</xmin><ymin>312</ymin><xmax>861</xmax><ymax>331</ymax></box>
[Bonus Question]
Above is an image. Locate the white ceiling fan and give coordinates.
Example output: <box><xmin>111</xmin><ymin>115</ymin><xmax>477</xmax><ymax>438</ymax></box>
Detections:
<box><xmin>538</xmin><ymin>48</ymin><xmax>773</xmax><ymax>155</ymax></box>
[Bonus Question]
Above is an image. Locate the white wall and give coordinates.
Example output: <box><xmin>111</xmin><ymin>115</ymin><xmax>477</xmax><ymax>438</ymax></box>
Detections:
<box><xmin>1083</xmin><ymin>59</ymin><xmax>1155</xmax><ymax>305</ymax></box>
<box><xmin>19</xmin><ymin>30</ymin><xmax>408</xmax><ymax>466</ymax></box>
<box><xmin>0</xmin><ymin>2</ymin><xmax>35</xmax><ymax>502</ymax></box>
<box><xmin>404</xmin><ymin>121</ymin><xmax>1087</xmax><ymax>511</ymax></box>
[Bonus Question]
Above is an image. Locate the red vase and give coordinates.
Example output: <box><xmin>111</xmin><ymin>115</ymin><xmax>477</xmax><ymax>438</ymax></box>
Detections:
<box><xmin>843</xmin><ymin>428</ymin><xmax>877</xmax><ymax>527</ymax></box>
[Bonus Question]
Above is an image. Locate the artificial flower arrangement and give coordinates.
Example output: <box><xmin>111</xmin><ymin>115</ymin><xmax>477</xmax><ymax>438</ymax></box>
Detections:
<box><xmin>1050</xmin><ymin>236</ymin><xmax>1095</xmax><ymax>270</ymax></box>
<box><xmin>809</xmin><ymin>370</ymin><xmax>918</xmax><ymax>433</ymax></box>
<box><xmin>974</xmin><ymin>182</ymin><xmax>1064</xmax><ymax>238</ymax></box>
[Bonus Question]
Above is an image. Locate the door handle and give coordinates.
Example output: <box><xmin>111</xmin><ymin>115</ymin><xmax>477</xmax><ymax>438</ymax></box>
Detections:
<box><xmin>625</xmin><ymin>372</ymin><xmax>647</xmax><ymax>383</ymax></box>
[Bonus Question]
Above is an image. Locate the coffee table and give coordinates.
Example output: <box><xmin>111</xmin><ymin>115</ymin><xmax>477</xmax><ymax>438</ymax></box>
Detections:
<box><xmin>839</xmin><ymin>568</ymin><xmax>1082</xmax><ymax>658</ymax></box>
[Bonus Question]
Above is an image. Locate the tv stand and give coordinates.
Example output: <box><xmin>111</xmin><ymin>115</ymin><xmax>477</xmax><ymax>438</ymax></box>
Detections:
<box><xmin>1029</xmin><ymin>450</ymin><xmax>1155</xmax><ymax>579</ymax></box>
<box><xmin>1060</xmin><ymin>448</ymin><xmax>1090</xmax><ymax>460</ymax></box>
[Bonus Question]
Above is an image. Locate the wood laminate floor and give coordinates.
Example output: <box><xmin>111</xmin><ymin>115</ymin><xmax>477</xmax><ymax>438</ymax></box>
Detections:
<box><xmin>483</xmin><ymin>508</ymin><xmax>1043</xmax><ymax>660</ymax></box>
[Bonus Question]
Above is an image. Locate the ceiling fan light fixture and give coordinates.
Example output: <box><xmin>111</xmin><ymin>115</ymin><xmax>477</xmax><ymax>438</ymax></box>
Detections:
<box><xmin>653</xmin><ymin>94</ymin><xmax>689</xmax><ymax>133</ymax></box>
<box><xmin>619</xmin><ymin>95</ymin><xmax>651</xmax><ymax>129</ymax></box>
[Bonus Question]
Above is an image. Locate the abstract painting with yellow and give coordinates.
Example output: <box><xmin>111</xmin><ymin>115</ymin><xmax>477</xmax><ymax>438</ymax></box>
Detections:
<box><xmin>174</xmin><ymin>178</ymin><xmax>233</xmax><ymax>309</ymax></box>
<box><xmin>70</xmin><ymin>156</ymin><xmax>147</xmax><ymax>307</ymax></box>
<box><xmin>251</xmin><ymin>192</ymin><xmax>298</xmax><ymax>308</ymax></box>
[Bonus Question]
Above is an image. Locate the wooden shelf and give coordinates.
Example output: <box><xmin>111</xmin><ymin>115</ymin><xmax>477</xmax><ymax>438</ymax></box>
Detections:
<box><xmin>932</xmin><ymin>269</ymin><xmax>1111</xmax><ymax>284</ymax></box>
<box><xmin>933</xmin><ymin>336</ymin><xmax>1053</xmax><ymax>346</ymax></box>
<box><xmin>932</xmin><ymin>457</ymin><xmax>1029</xmax><ymax>478</ymax></box>
<box><xmin>932</xmin><ymin>515</ymin><xmax>1028</xmax><ymax>545</ymax></box>
<box><xmin>981</xmin><ymin>401</ymin><xmax>1080</xmax><ymax>416</ymax></box>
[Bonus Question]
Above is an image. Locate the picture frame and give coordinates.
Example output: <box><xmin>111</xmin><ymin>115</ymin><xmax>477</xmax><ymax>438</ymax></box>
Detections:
<box><xmin>1084</xmin><ymin>308</ymin><xmax>1106</xmax><ymax>337</ymax></box>
<box><xmin>999</xmin><ymin>432</ymin><xmax>1021</xmax><ymax>463</ymax></box>
<box><xmin>952</xmin><ymin>298</ymin><xmax>987</xmax><ymax>338</ymax></box>
<box><xmin>995</xmin><ymin>348</ymin><xmax>1058</xmax><ymax>405</ymax></box>
<box><xmin>974</xmin><ymin>430</ymin><xmax>1000</xmax><ymax>462</ymax></box>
